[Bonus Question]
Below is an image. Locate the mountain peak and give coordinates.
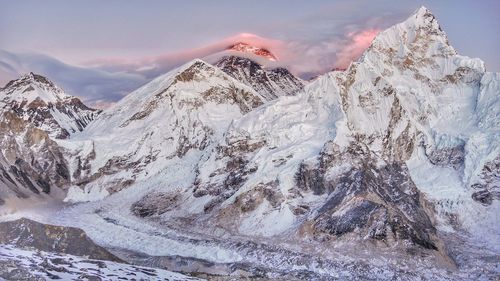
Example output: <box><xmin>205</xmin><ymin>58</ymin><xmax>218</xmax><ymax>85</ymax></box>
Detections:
<box><xmin>215</xmin><ymin>55</ymin><xmax>304</xmax><ymax>101</ymax></box>
<box><xmin>227</xmin><ymin>42</ymin><xmax>277</xmax><ymax>61</ymax></box>
<box><xmin>0</xmin><ymin>73</ymin><xmax>100</xmax><ymax>139</ymax></box>
<box><xmin>414</xmin><ymin>6</ymin><xmax>431</xmax><ymax>17</ymax></box>
<box><xmin>410</xmin><ymin>6</ymin><xmax>442</xmax><ymax>32</ymax></box>
<box><xmin>20</xmin><ymin>72</ymin><xmax>58</xmax><ymax>89</ymax></box>
<box><xmin>172</xmin><ymin>59</ymin><xmax>219</xmax><ymax>83</ymax></box>
<box><xmin>363</xmin><ymin>5</ymin><xmax>456</xmax><ymax>65</ymax></box>
<box><xmin>1</xmin><ymin>73</ymin><xmax>68</xmax><ymax>104</ymax></box>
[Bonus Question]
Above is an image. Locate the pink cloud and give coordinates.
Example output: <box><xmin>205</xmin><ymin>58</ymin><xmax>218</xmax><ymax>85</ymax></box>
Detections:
<box><xmin>72</xmin><ymin>29</ymin><xmax>379</xmax><ymax>83</ymax></box>
<box><xmin>334</xmin><ymin>28</ymin><xmax>380</xmax><ymax>69</ymax></box>
<box><xmin>79</xmin><ymin>33</ymin><xmax>286</xmax><ymax>72</ymax></box>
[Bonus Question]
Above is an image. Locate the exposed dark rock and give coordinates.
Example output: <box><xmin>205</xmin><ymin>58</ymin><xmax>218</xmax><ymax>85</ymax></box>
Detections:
<box><xmin>297</xmin><ymin>142</ymin><xmax>438</xmax><ymax>250</ymax></box>
<box><xmin>0</xmin><ymin>218</ymin><xmax>122</xmax><ymax>262</ymax></box>
<box><xmin>471</xmin><ymin>189</ymin><xmax>493</xmax><ymax>206</ymax></box>
<box><xmin>296</xmin><ymin>162</ymin><xmax>325</xmax><ymax>195</ymax></box>
<box><xmin>470</xmin><ymin>156</ymin><xmax>500</xmax><ymax>205</ymax></box>
<box><xmin>215</xmin><ymin>56</ymin><xmax>304</xmax><ymax>101</ymax></box>
<box><xmin>131</xmin><ymin>192</ymin><xmax>180</xmax><ymax>217</ymax></box>
<box><xmin>426</xmin><ymin>142</ymin><xmax>465</xmax><ymax>170</ymax></box>
<box><xmin>315</xmin><ymin>200</ymin><xmax>383</xmax><ymax>236</ymax></box>
<box><xmin>233</xmin><ymin>180</ymin><xmax>283</xmax><ymax>213</ymax></box>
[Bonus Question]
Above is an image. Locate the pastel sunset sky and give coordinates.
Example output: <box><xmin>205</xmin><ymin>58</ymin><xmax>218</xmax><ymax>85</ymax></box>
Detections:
<box><xmin>1</xmin><ymin>0</ymin><xmax>498</xmax><ymax>107</ymax></box>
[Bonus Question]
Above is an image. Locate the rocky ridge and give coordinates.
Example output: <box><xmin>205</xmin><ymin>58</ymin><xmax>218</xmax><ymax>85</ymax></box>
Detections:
<box><xmin>215</xmin><ymin>55</ymin><xmax>304</xmax><ymax>101</ymax></box>
<box><xmin>0</xmin><ymin>72</ymin><xmax>100</xmax><ymax>139</ymax></box>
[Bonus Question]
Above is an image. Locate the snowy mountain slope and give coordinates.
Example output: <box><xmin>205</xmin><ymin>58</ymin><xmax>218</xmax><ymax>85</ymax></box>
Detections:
<box><xmin>0</xmin><ymin>72</ymin><xmax>100</xmax><ymax>139</ymax></box>
<box><xmin>190</xmin><ymin>72</ymin><xmax>345</xmax><ymax>235</ymax></box>
<box><xmin>0</xmin><ymin>6</ymin><xmax>498</xmax><ymax>280</ymax></box>
<box><xmin>55</xmin><ymin>6</ymin><xmax>499</xmax><ymax>252</ymax></box>
<box><xmin>0</xmin><ymin>111</ymin><xmax>69</xmax><ymax>211</ymax></box>
<box><xmin>64</xmin><ymin>59</ymin><xmax>264</xmax><ymax>200</ymax></box>
<box><xmin>119</xmin><ymin>6</ymin><xmax>499</xmax><ymax>255</ymax></box>
<box><xmin>334</xmin><ymin>6</ymin><xmax>500</xmax><ymax>247</ymax></box>
<box><xmin>215</xmin><ymin>55</ymin><xmax>304</xmax><ymax>101</ymax></box>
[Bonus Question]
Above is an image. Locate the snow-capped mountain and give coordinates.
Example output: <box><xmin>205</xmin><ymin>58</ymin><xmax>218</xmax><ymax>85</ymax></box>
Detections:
<box><xmin>0</xmin><ymin>73</ymin><xmax>100</xmax><ymax>139</ymax></box>
<box><xmin>188</xmin><ymin>6</ymin><xmax>499</xmax><ymax>250</ymax></box>
<box><xmin>64</xmin><ymin>59</ymin><xmax>264</xmax><ymax>200</ymax></box>
<box><xmin>0</xmin><ymin>73</ymin><xmax>99</xmax><ymax>208</ymax></box>
<box><xmin>0</xmin><ymin>6</ymin><xmax>499</xmax><ymax>280</ymax></box>
<box><xmin>215</xmin><ymin>55</ymin><xmax>304</xmax><ymax>100</ymax></box>
<box><xmin>227</xmin><ymin>42</ymin><xmax>278</xmax><ymax>61</ymax></box>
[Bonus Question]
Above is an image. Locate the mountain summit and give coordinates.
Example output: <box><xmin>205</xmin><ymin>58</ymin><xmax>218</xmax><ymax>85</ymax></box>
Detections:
<box><xmin>0</xmin><ymin>73</ymin><xmax>100</xmax><ymax>139</ymax></box>
<box><xmin>226</xmin><ymin>42</ymin><xmax>278</xmax><ymax>61</ymax></box>
<box><xmin>215</xmin><ymin>56</ymin><xmax>304</xmax><ymax>100</ymax></box>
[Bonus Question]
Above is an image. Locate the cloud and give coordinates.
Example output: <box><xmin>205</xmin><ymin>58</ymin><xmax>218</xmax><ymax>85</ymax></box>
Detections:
<box><xmin>0</xmin><ymin>15</ymin><xmax>389</xmax><ymax>108</ymax></box>
<box><xmin>0</xmin><ymin>50</ymin><xmax>147</xmax><ymax>107</ymax></box>
<box><xmin>0</xmin><ymin>28</ymin><xmax>380</xmax><ymax>108</ymax></box>
<box><xmin>334</xmin><ymin>28</ymin><xmax>380</xmax><ymax>69</ymax></box>
<box><xmin>73</xmin><ymin>28</ymin><xmax>381</xmax><ymax>83</ymax></box>
<box><xmin>78</xmin><ymin>33</ymin><xmax>287</xmax><ymax>80</ymax></box>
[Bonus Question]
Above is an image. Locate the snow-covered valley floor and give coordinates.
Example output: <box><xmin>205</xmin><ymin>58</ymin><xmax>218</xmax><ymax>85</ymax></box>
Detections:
<box><xmin>0</xmin><ymin>244</ymin><xmax>202</xmax><ymax>281</ymax></box>
<box><xmin>1</xmin><ymin>198</ymin><xmax>498</xmax><ymax>280</ymax></box>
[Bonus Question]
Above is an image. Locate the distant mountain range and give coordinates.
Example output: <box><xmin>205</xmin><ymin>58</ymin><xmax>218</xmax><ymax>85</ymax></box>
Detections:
<box><xmin>0</xmin><ymin>6</ymin><xmax>498</xmax><ymax>280</ymax></box>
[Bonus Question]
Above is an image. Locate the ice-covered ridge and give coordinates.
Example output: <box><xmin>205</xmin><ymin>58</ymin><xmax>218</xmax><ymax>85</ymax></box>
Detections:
<box><xmin>0</xmin><ymin>72</ymin><xmax>100</xmax><ymax>139</ymax></box>
<box><xmin>64</xmin><ymin>58</ymin><xmax>264</xmax><ymax>200</ymax></box>
<box><xmin>0</xmin><ymin>72</ymin><xmax>69</xmax><ymax>104</ymax></box>
<box><xmin>215</xmin><ymin>55</ymin><xmax>304</xmax><ymax>100</ymax></box>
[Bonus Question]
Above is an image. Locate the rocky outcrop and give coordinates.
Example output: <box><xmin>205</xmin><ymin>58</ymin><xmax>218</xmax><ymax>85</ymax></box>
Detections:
<box><xmin>0</xmin><ymin>72</ymin><xmax>100</xmax><ymax>139</ymax></box>
<box><xmin>215</xmin><ymin>56</ymin><xmax>304</xmax><ymax>101</ymax></box>
<box><xmin>0</xmin><ymin>218</ymin><xmax>121</xmax><ymax>262</ymax></box>
<box><xmin>296</xmin><ymin>141</ymin><xmax>439</xmax><ymax>250</ymax></box>
<box><xmin>0</xmin><ymin>111</ymin><xmax>70</xmax><ymax>200</ymax></box>
<box><xmin>426</xmin><ymin>143</ymin><xmax>465</xmax><ymax>170</ymax></box>
<box><xmin>131</xmin><ymin>192</ymin><xmax>181</xmax><ymax>217</ymax></box>
<box><xmin>471</xmin><ymin>156</ymin><xmax>500</xmax><ymax>205</ymax></box>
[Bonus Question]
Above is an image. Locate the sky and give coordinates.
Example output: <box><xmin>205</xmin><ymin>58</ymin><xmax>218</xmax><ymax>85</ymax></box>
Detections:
<box><xmin>1</xmin><ymin>0</ymin><xmax>499</xmax><ymax>107</ymax></box>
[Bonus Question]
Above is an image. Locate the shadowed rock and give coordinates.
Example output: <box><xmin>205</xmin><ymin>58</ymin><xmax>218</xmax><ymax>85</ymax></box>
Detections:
<box><xmin>297</xmin><ymin>141</ymin><xmax>439</xmax><ymax>250</ymax></box>
<box><xmin>0</xmin><ymin>218</ymin><xmax>122</xmax><ymax>262</ymax></box>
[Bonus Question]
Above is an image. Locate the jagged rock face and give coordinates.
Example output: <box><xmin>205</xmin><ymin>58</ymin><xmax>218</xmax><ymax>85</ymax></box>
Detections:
<box><xmin>0</xmin><ymin>111</ymin><xmax>70</xmax><ymax>201</ymax></box>
<box><xmin>167</xmin><ymin>7</ymin><xmax>499</xmax><ymax>251</ymax></box>
<box><xmin>193</xmin><ymin>131</ymin><xmax>266</xmax><ymax>213</ymax></box>
<box><xmin>131</xmin><ymin>192</ymin><xmax>181</xmax><ymax>217</ymax></box>
<box><xmin>215</xmin><ymin>56</ymin><xmax>304</xmax><ymax>101</ymax></box>
<box><xmin>425</xmin><ymin>143</ymin><xmax>465</xmax><ymax>170</ymax></box>
<box><xmin>334</xmin><ymin>6</ymin><xmax>486</xmax><ymax>163</ymax></box>
<box><xmin>296</xmin><ymin>141</ymin><xmax>438</xmax><ymax>249</ymax></box>
<box><xmin>0</xmin><ymin>73</ymin><xmax>100</xmax><ymax>139</ymax></box>
<box><xmin>0</xmin><ymin>218</ymin><xmax>121</xmax><ymax>262</ymax></box>
<box><xmin>65</xmin><ymin>59</ymin><xmax>264</xmax><ymax>199</ymax></box>
<box><xmin>471</xmin><ymin>156</ymin><xmax>500</xmax><ymax>205</ymax></box>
